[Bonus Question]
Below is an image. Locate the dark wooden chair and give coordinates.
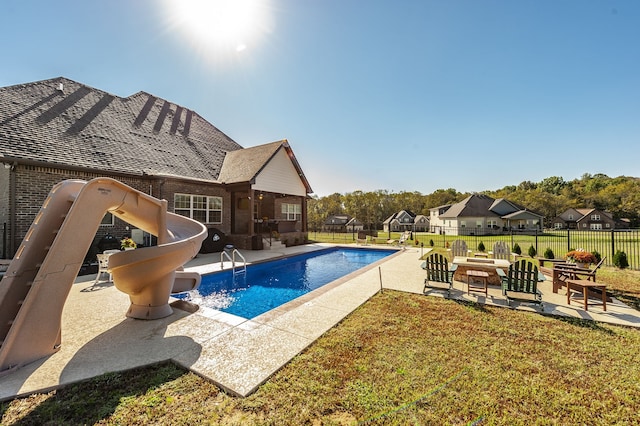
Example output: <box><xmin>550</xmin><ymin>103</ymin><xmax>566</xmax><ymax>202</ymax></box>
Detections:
<box><xmin>552</xmin><ymin>257</ymin><xmax>606</xmax><ymax>293</ymax></box>
<box><xmin>422</xmin><ymin>253</ymin><xmax>457</xmax><ymax>297</ymax></box>
<box><xmin>498</xmin><ymin>259</ymin><xmax>544</xmax><ymax>311</ymax></box>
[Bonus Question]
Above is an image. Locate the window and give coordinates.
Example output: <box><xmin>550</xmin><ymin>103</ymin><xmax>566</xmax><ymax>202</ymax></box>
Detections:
<box><xmin>174</xmin><ymin>194</ymin><xmax>222</xmax><ymax>224</ymax></box>
<box><xmin>606</xmin><ymin>223</ymin><xmax>610</xmax><ymax>228</ymax></box>
<box><xmin>281</xmin><ymin>203</ymin><xmax>301</xmax><ymax>220</ymax></box>
<box><xmin>554</xmin><ymin>223</ymin><xmax>563</xmax><ymax>229</ymax></box>
<box><xmin>100</xmin><ymin>212</ymin><xmax>114</xmax><ymax>226</ymax></box>
<box><xmin>591</xmin><ymin>214</ymin><xmax>601</xmax><ymax>221</ymax></box>
<box><xmin>568</xmin><ymin>214</ymin><xmax>573</xmax><ymax>220</ymax></box>
<box><xmin>591</xmin><ymin>223</ymin><xmax>602</xmax><ymax>230</ymax></box>
<box><xmin>460</xmin><ymin>221</ymin><xmax>466</xmax><ymax>228</ymax></box>
<box><xmin>476</xmin><ymin>221</ymin><xmax>482</xmax><ymax>228</ymax></box>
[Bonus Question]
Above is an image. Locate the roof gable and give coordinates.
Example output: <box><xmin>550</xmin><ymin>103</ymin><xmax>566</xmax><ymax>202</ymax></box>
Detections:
<box><xmin>218</xmin><ymin>140</ymin><xmax>312</xmax><ymax>194</ymax></box>
<box><xmin>489</xmin><ymin>198</ymin><xmax>521</xmax><ymax>215</ymax></box>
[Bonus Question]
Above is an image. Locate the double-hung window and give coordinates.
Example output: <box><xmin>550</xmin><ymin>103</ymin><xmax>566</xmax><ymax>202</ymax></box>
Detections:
<box><xmin>174</xmin><ymin>194</ymin><xmax>222</xmax><ymax>224</ymax></box>
<box><xmin>281</xmin><ymin>203</ymin><xmax>301</xmax><ymax>220</ymax></box>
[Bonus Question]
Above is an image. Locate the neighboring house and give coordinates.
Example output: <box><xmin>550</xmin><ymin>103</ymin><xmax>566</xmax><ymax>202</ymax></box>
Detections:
<box><xmin>413</xmin><ymin>214</ymin><xmax>430</xmax><ymax>232</ymax></box>
<box><xmin>322</xmin><ymin>215</ymin><xmax>363</xmax><ymax>233</ymax></box>
<box><xmin>382</xmin><ymin>210</ymin><xmax>430</xmax><ymax>233</ymax></box>
<box><xmin>0</xmin><ymin>77</ymin><xmax>312</xmax><ymax>259</ymax></box>
<box><xmin>383</xmin><ymin>210</ymin><xmax>418</xmax><ymax>233</ymax></box>
<box><xmin>551</xmin><ymin>208</ymin><xmax>618</xmax><ymax>231</ymax></box>
<box><xmin>428</xmin><ymin>194</ymin><xmax>543</xmax><ymax>236</ymax></box>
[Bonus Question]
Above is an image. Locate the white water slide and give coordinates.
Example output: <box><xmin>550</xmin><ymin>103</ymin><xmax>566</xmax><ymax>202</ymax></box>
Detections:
<box><xmin>0</xmin><ymin>178</ymin><xmax>207</xmax><ymax>374</ymax></box>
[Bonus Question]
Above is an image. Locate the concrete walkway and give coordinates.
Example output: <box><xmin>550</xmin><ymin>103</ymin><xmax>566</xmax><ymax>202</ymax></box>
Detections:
<box><xmin>1</xmin><ymin>244</ymin><xmax>638</xmax><ymax>401</ymax></box>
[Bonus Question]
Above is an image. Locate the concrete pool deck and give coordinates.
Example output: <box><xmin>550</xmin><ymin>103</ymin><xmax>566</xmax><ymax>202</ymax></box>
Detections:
<box><xmin>1</xmin><ymin>244</ymin><xmax>639</xmax><ymax>401</ymax></box>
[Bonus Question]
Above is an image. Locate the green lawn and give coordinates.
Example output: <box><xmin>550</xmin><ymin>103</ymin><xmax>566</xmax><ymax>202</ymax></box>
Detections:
<box><xmin>2</xmin><ymin>269</ymin><xmax>640</xmax><ymax>424</ymax></box>
<box><xmin>309</xmin><ymin>230</ymin><xmax>640</xmax><ymax>270</ymax></box>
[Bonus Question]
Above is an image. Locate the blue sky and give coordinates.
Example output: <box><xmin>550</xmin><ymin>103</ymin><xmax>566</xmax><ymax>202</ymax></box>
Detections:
<box><xmin>2</xmin><ymin>0</ymin><xmax>638</xmax><ymax>196</ymax></box>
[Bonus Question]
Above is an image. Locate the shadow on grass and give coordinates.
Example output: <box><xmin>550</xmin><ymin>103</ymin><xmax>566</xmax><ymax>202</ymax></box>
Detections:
<box><xmin>610</xmin><ymin>291</ymin><xmax>640</xmax><ymax>311</ymax></box>
<box><xmin>3</xmin><ymin>362</ymin><xmax>187</xmax><ymax>425</ymax></box>
<box><xmin>554</xmin><ymin>315</ymin><xmax>616</xmax><ymax>335</ymax></box>
<box><xmin>451</xmin><ymin>298</ymin><xmax>494</xmax><ymax>314</ymax></box>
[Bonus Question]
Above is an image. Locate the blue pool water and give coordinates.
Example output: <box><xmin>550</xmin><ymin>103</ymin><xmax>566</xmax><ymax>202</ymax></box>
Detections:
<box><xmin>177</xmin><ymin>247</ymin><xmax>394</xmax><ymax>319</ymax></box>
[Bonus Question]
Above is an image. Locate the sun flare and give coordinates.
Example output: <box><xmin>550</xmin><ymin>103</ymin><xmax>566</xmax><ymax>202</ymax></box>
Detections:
<box><xmin>166</xmin><ymin>0</ymin><xmax>272</xmax><ymax>54</ymax></box>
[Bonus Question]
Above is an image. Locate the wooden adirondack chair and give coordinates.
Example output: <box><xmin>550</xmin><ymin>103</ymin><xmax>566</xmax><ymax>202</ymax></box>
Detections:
<box><xmin>491</xmin><ymin>241</ymin><xmax>511</xmax><ymax>260</ymax></box>
<box><xmin>498</xmin><ymin>259</ymin><xmax>544</xmax><ymax>311</ymax></box>
<box><xmin>449</xmin><ymin>240</ymin><xmax>469</xmax><ymax>259</ymax></box>
<box><xmin>422</xmin><ymin>253</ymin><xmax>457</xmax><ymax>297</ymax></box>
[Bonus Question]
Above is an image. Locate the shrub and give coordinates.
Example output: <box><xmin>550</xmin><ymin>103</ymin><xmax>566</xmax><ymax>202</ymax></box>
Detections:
<box><xmin>429</xmin><ymin>239</ymin><xmax>434</xmax><ymax>247</ymax></box>
<box><xmin>513</xmin><ymin>243</ymin><xmax>521</xmax><ymax>255</ymax></box>
<box><xmin>477</xmin><ymin>241</ymin><xmax>485</xmax><ymax>252</ymax></box>
<box><xmin>592</xmin><ymin>250</ymin><xmax>602</xmax><ymax>263</ymax></box>
<box><xmin>543</xmin><ymin>247</ymin><xmax>554</xmax><ymax>259</ymax></box>
<box><xmin>613</xmin><ymin>250</ymin><xmax>629</xmax><ymax>269</ymax></box>
<box><xmin>528</xmin><ymin>245</ymin><xmax>537</xmax><ymax>257</ymax></box>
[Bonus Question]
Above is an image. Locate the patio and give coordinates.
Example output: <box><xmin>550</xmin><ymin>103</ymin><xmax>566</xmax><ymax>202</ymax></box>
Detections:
<box><xmin>1</xmin><ymin>244</ymin><xmax>638</xmax><ymax>402</ymax></box>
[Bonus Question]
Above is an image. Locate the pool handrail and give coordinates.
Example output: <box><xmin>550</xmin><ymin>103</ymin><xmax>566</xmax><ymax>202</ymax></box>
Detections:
<box><xmin>220</xmin><ymin>249</ymin><xmax>247</xmax><ymax>275</ymax></box>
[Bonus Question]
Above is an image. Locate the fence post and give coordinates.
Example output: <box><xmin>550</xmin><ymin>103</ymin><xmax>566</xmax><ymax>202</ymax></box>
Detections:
<box><xmin>535</xmin><ymin>229</ymin><xmax>538</xmax><ymax>255</ymax></box>
<box><xmin>611</xmin><ymin>229</ymin><xmax>615</xmax><ymax>258</ymax></box>
<box><xmin>567</xmin><ymin>228</ymin><xmax>571</xmax><ymax>252</ymax></box>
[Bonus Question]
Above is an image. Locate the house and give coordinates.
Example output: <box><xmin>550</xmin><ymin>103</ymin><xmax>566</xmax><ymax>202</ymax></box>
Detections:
<box><xmin>551</xmin><ymin>208</ymin><xmax>618</xmax><ymax>231</ymax></box>
<box><xmin>428</xmin><ymin>194</ymin><xmax>543</xmax><ymax>236</ymax></box>
<box><xmin>382</xmin><ymin>210</ymin><xmax>430</xmax><ymax>233</ymax></box>
<box><xmin>0</xmin><ymin>77</ymin><xmax>312</xmax><ymax>259</ymax></box>
<box><xmin>322</xmin><ymin>215</ymin><xmax>363</xmax><ymax>233</ymax></box>
<box><xmin>413</xmin><ymin>214</ymin><xmax>430</xmax><ymax>232</ymax></box>
<box><xmin>383</xmin><ymin>210</ymin><xmax>413</xmax><ymax>232</ymax></box>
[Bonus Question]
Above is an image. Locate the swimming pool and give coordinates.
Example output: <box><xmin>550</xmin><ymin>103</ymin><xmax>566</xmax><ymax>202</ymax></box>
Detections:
<box><xmin>177</xmin><ymin>247</ymin><xmax>395</xmax><ymax>319</ymax></box>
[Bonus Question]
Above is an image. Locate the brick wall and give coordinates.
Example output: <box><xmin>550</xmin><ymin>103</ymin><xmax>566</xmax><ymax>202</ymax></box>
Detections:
<box><xmin>5</xmin><ymin>165</ymin><xmax>235</xmax><ymax>259</ymax></box>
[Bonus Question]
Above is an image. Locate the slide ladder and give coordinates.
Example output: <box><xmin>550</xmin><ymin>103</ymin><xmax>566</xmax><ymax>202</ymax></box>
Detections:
<box><xmin>0</xmin><ymin>178</ymin><xmax>206</xmax><ymax>375</ymax></box>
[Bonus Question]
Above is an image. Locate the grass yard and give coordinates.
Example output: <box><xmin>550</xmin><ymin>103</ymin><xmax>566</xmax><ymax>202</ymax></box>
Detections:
<box><xmin>2</xmin><ymin>279</ymin><xmax>640</xmax><ymax>424</ymax></box>
<box><xmin>308</xmin><ymin>230</ymin><xmax>640</xmax><ymax>270</ymax></box>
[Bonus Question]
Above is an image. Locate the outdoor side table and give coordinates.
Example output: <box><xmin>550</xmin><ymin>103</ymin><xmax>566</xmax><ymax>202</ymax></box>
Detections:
<box><xmin>466</xmin><ymin>270</ymin><xmax>489</xmax><ymax>296</ymax></box>
<box><xmin>566</xmin><ymin>279</ymin><xmax>607</xmax><ymax>311</ymax></box>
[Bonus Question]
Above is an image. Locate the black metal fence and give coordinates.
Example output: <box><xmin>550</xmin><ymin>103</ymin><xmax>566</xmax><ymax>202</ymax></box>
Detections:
<box><xmin>419</xmin><ymin>228</ymin><xmax>639</xmax><ymax>270</ymax></box>
<box><xmin>310</xmin><ymin>228</ymin><xmax>640</xmax><ymax>270</ymax></box>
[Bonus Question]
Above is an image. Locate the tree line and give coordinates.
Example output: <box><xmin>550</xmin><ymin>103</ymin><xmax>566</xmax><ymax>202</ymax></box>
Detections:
<box><xmin>308</xmin><ymin>174</ymin><xmax>640</xmax><ymax>231</ymax></box>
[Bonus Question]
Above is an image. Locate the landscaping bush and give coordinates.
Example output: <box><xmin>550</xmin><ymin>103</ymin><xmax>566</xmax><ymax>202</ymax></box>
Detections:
<box><xmin>528</xmin><ymin>245</ymin><xmax>537</xmax><ymax>257</ymax></box>
<box><xmin>543</xmin><ymin>247</ymin><xmax>554</xmax><ymax>259</ymax></box>
<box><xmin>592</xmin><ymin>250</ymin><xmax>602</xmax><ymax>263</ymax></box>
<box><xmin>613</xmin><ymin>250</ymin><xmax>629</xmax><ymax>269</ymax></box>
<box><xmin>513</xmin><ymin>243</ymin><xmax>521</xmax><ymax>255</ymax></box>
<box><xmin>477</xmin><ymin>241</ymin><xmax>485</xmax><ymax>252</ymax></box>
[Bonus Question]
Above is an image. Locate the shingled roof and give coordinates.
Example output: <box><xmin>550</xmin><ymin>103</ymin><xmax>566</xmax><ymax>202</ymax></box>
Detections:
<box><xmin>440</xmin><ymin>194</ymin><xmax>499</xmax><ymax>218</ymax></box>
<box><xmin>0</xmin><ymin>77</ymin><xmax>244</xmax><ymax>181</ymax></box>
